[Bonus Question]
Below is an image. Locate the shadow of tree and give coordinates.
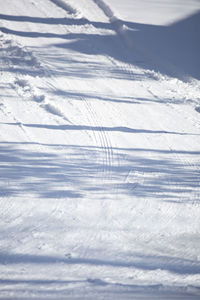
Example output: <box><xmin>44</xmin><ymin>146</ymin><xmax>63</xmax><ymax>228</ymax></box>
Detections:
<box><xmin>0</xmin><ymin>141</ymin><xmax>199</xmax><ymax>202</ymax></box>
<box><xmin>122</xmin><ymin>11</ymin><xmax>200</xmax><ymax>79</ymax></box>
<box><xmin>1</xmin><ymin>10</ymin><xmax>199</xmax><ymax>79</ymax></box>
<box><xmin>0</xmin><ymin>273</ymin><xmax>199</xmax><ymax>300</ymax></box>
<box><xmin>3</xmin><ymin>122</ymin><xmax>195</xmax><ymax>135</ymax></box>
<box><xmin>0</xmin><ymin>250</ymin><xmax>200</xmax><ymax>275</ymax></box>
<box><xmin>0</xmin><ymin>13</ymin><xmax>112</xmax><ymax>29</ymax></box>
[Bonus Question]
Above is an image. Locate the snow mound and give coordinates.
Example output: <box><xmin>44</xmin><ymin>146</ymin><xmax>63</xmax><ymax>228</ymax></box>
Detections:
<box><xmin>0</xmin><ymin>34</ymin><xmax>42</xmax><ymax>75</ymax></box>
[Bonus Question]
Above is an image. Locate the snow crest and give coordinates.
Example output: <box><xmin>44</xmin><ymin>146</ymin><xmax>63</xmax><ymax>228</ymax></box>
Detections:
<box><xmin>93</xmin><ymin>0</ymin><xmax>117</xmax><ymax>22</ymax></box>
<box><xmin>50</xmin><ymin>0</ymin><xmax>81</xmax><ymax>16</ymax></box>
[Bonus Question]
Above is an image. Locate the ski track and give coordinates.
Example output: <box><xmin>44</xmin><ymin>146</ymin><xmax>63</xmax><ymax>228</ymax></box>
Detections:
<box><xmin>0</xmin><ymin>0</ymin><xmax>197</xmax><ymax>237</ymax></box>
<box><xmin>0</xmin><ymin>0</ymin><xmax>200</xmax><ymax>298</ymax></box>
<box><xmin>0</xmin><ymin>8</ymin><xmax>119</xmax><ymax>272</ymax></box>
<box><xmin>91</xmin><ymin>0</ymin><xmax>200</xmax><ymax>208</ymax></box>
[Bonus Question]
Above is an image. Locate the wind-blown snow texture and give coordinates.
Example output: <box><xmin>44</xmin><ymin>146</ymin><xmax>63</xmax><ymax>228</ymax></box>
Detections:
<box><xmin>0</xmin><ymin>0</ymin><xmax>200</xmax><ymax>299</ymax></box>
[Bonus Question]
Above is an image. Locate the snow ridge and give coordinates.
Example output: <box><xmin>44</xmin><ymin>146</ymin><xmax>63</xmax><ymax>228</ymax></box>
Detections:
<box><xmin>50</xmin><ymin>0</ymin><xmax>80</xmax><ymax>16</ymax></box>
<box><xmin>0</xmin><ymin>34</ymin><xmax>71</xmax><ymax>122</ymax></box>
<box><xmin>0</xmin><ymin>35</ymin><xmax>41</xmax><ymax>74</ymax></box>
<box><xmin>93</xmin><ymin>0</ymin><xmax>117</xmax><ymax>22</ymax></box>
<box><xmin>12</xmin><ymin>76</ymin><xmax>71</xmax><ymax>121</ymax></box>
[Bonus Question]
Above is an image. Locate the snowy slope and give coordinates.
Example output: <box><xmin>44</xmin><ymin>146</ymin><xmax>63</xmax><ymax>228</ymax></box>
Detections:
<box><xmin>0</xmin><ymin>0</ymin><xmax>200</xmax><ymax>299</ymax></box>
<box><xmin>95</xmin><ymin>0</ymin><xmax>200</xmax><ymax>79</ymax></box>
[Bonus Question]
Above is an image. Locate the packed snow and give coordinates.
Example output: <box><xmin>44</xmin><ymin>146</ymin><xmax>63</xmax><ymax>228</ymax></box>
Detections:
<box><xmin>0</xmin><ymin>0</ymin><xmax>200</xmax><ymax>299</ymax></box>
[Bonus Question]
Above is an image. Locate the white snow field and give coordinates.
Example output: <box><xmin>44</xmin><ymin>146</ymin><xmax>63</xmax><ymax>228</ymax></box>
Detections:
<box><xmin>0</xmin><ymin>0</ymin><xmax>200</xmax><ymax>299</ymax></box>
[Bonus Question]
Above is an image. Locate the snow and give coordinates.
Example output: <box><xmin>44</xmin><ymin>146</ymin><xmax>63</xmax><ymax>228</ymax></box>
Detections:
<box><xmin>0</xmin><ymin>0</ymin><xmax>200</xmax><ymax>299</ymax></box>
<box><xmin>102</xmin><ymin>0</ymin><xmax>200</xmax><ymax>25</ymax></box>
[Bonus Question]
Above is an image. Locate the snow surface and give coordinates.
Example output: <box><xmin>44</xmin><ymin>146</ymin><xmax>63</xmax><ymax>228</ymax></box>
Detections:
<box><xmin>0</xmin><ymin>0</ymin><xmax>200</xmax><ymax>299</ymax></box>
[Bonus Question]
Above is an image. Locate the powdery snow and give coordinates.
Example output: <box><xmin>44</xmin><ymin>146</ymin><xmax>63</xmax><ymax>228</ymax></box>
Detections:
<box><xmin>0</xmin><ymin>0</ymin><xmax>200</xmax><ymax>299</ymax></box>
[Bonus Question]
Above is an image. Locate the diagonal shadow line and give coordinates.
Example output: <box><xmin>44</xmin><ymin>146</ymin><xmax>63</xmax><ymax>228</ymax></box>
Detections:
<box><xmin>0</xmin><ymin>13</ymin><xmax>112</xmax><ymax>29</ymax></box>
<box><xmin>0</xmin><ymin>278</ymin><xmax>84</xmax><ymax>285</ymax></box>
<box><xmin>49</xmin><ymin>89</ymin><xmax>142</xmax><ymax>104</ymax></box>
<box><xmin>1</xmin><ymin>122</ymin><xmax>195</xmax><ymax>135</ymax></box>
<box><xmin>0</xmin><ymin>26</ymin><xmax>71</xmax><ymax>39</ymax></box>
<box><xmin>1</xmin><ymin>11</ymin><xmax>199</xmax><ymax>79</ymax></box>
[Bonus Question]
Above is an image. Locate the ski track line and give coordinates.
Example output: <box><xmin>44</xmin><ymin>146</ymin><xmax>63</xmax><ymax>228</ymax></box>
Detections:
<box><xmin>84</xmin><ymin>97</ymin><xmax>113</xmax><ymax>184</ymax></box>
<box><xmin>79</xmin><ymin>90</ymin><xmax>140</xmax><ymax>231</ymax></box>
<box><xmin>43</xmin><ymin>1</ymin><xmax>124</xmax><ymax>246</ymax></box>
<box><xmin>43</xmin><ymin>0</ymin><xmax>123</xmax><ymax>243</ymax></box>
<box><xmin>83</xmin><ymin>96</ymin><xmax>123</xmax><ymax>215</ymax></box>
<box><xmin>98</xmin><ymin>59</ymin><xmax>200</xmax><ymax>214</ymax></box>
<box><xmin>90</xmin><ymin>31</ymin><xmax>200</xmax><ymax>208</ymax></box>
<box><xmin>82</xmin><ymin>98</ymin><xmax>108</xmax><ymax>183</ymax></box>
<box><xmin>1</xmin><ymin>0</ymin><xmax>200</xmax><ymax>294</ymax></box>
<box><xmin>30</xmin><ymin>1</ymin><xmax>117</xmax><ymax>196</ymax></box>
<box><xmin>85</xmin><ymin>97</ymin><xmax>122</xmax><ymax>230</ymax></box>
<box><xmin>18</xmin><ymin>0</ymin><xmax>116</xmax><ymax>193</ymax></box>
<box><xmin>37</xmin><ymin>75</ymin><xmax>119</xmax><ymax>249</ymax></box>
<box><xmin>57</xmin><ymin>1</ymin><xmax>149</xmax><ymax>202</ymax></box>
<box><xmin>34</xmin><ymin>56</ymin><xmax>115</xmax><ymax>206</ymax></box>
<box><xmin>2</xmin><ymin>0</ymin><xmax>198</xmax><ymax>213</ymax></box>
